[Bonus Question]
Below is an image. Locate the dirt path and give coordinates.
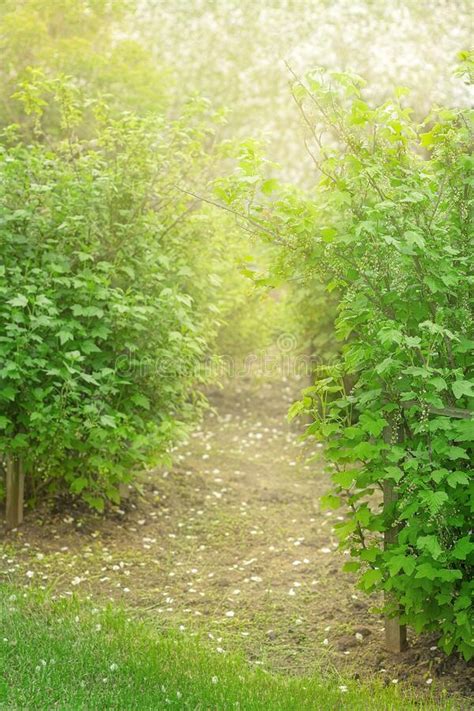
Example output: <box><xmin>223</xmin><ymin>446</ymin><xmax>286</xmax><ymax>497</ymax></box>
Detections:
<box><xmin>1</xmin><ymin>375</ymin><xmax>471</xmax><ymax>701</ymax></box>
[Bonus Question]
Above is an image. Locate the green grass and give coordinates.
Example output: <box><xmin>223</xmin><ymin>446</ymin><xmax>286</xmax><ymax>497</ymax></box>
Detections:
<box><xmin>0</xmin><ymin>588</ymin><xmax>452</xmax><ymax>711</ymax></box>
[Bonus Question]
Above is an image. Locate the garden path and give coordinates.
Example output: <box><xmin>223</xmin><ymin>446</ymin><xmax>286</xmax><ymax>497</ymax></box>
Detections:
<box><xmin>1</xmin><ymin>374</ymin><xmax>471</xmax><ymax>699</ymax></box>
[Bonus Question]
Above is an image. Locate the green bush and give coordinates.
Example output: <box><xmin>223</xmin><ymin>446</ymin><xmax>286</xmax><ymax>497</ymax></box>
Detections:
<box><xmin>0</xmin><ymin>74</ymin><xmax>230</xmax><ymax>510</ymax></box>
<box><xmin>225</xmin><ymin>65</ymin><xmax>473</xmax><ymax>659</ymax></box>
<box><xmin>0</xmin><ymin>1</ymin><xmax>279</xmax><ymax>512</ymax></box>
<box><xmin>295</xmin><ymin>72</ymin><xmax>473</xmax><ymax>659</ymax></box>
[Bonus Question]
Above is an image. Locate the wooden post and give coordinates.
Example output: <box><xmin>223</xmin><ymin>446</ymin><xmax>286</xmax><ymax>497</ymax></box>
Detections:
<box><xmin>118</xmin><ymin>483</ymin><xmax>130</xmax><ymax>500</ymax></box>
<box><xmin>6</xmin><ymin>457</ymin><xmax>25</xmax><ymax>529</ymax></box>
<box><xmin>383</xmin><ymin>424</ymin><xmax>407</xmax><ymax>653</ymax></box>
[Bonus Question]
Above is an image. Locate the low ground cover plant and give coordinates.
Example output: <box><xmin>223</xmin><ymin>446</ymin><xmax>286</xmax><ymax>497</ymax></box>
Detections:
<box><xmin>0</xmin><ymin>587</ymin><xmax>455</xmax><ymax>710</ymax></box>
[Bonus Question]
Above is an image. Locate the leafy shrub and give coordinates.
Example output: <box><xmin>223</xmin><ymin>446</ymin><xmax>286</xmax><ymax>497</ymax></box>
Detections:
<box><xmin>0</xmin><ymin>2</ymin><xmax>277</xmax><ymax>512</ymax></box>
<box><xmin>295</xmin><ymin>72</ymin><xmax>473</xmax><ymax>659</ymax></box>
<box><xmin>225</xmin><ymin>65</ymin><xmax>473</xmax><ymax>659</ymax></box>
<box><xmin>0</xmin><ymin>75</ymin><xmax>229</xmax><ymax>510</ymax></box>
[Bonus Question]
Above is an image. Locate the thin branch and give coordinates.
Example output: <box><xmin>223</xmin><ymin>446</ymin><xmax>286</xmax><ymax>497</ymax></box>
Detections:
<box><xmin>174</xmin><ymin>184</ymin><xmax>296</xmax><ymax>250</ymax></box>
<box><xmin>159</xmin><ymin>200</ymin><xmax>199</xmax><ymax>238</ymax></box>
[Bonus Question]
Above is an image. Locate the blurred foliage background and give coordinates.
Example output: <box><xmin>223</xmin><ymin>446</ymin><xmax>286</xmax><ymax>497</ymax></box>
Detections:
<box><xmin>3</xmin><ymin>0</ymin><xmax>471</xmax><ymax>174</ymax></box>
<box><xmin>0</xmin><ymin>0</ymin><xmax>471</xmax><ymax>365</ymax></box>
<box><xmin>138</xmin><ymin>0</ymin><xmax>473</xmax><ymax>181</ymax></box>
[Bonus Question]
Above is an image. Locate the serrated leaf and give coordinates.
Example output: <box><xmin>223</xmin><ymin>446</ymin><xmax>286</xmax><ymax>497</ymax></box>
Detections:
<box><xmin>420</xmin><ymin>490</ymin><xmax>449</xmax><ymax>515</ymax></box>
<box><xmin>332</xmin><ymin>469</ymin><xmax>355</xmax><ymax>488</ymax></box>
<box><xmin>452</xmin><ymin>380</ymin><xmax>474</xmax><ymax>399</ymax></box>
<box><xmin>388</xmin><ymin>554</ymin><xmax>415</xmax><ymax>576</ymax></box>
<box><xmin>0</xmin><ymin>386</ymin><xmax>17</xmax><ymax>402</ymax></box>
<box><xmin>360</xmin><ymin>568</ymin><xmax>383</xmax><ymax>589</ymax></box>
<box><xmin>70</xmin><ymin>476</ymin><xmax>89</xmax><ymax>494</ymax></box>
<box><xmin>100</xmin><ymin>414</ymin><xmax>117</xmax><ymax>428</ymax></box>
<box><xmin>343</xmin><ymin>561</ymin><xmax>360</xmax><ymax>573</ymax></box>
<box><xmin>320</xmin><ymin>493</ymin><xmax>341</xmax><ymax>510</ymax></box>
<box><xmin>451</xmin><ymin>537</ymin><xmax>474</xmax><ymax>561</ymax></box>
<box><xmin>132</xmin><ymin>393</ymin><xmax>150</xmax><ymax>410</ymax></box>
<box><xmin>57</xmin><ymin>330</ymin><xmax>74</xmax><ymax>345</ymax></box>
<box><xmin>8</xmin><ymin>294</ymin><xmax>28</xmax><ymax>308</ymax></box>
<box><xmin>447</xmin><ymin>471</ymin><xmax>469</xmax><ymax>488</ymax></box>
<box><xmin>418</xmin><ymin>535</ymin><xmax>443</xmax><ymax>560</ymax></box>
<box><xmin>359</xmin><ymin>412</ymin><xmax>387</xmax><ymax>437</ymax></box>
<box><xmin>384</xmin><ymin>466</ymin><xmax>403</xmax><ymax>483</ymax></box>
<box><xmin>261</xmin><ymin>178</ymin><xmax>279</xmax><ymax>195</ymax></box>
<box><xmin>415</xmin><ymin>562</ymin><xmax>438</xmax><ymax>580</ymax></box>
<box><xmin>360</xmin><ymin>547</ymin><xmax>379</xmax><ymax>563</ymax></box>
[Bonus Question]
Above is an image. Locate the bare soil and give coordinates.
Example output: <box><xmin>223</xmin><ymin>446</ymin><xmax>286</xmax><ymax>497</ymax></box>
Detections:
<box><xmin>1</xmin><ymin>374</ymin><xmax>472</xmax><ymax>706</ymax></box>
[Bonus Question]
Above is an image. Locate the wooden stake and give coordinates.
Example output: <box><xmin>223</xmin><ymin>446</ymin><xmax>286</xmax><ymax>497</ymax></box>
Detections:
<box><xmin>6</xmin><ymin>457</ymin><xmax>25</xmax><ymax>529</ymax></box>
<box><xmin>384</xmin><ymin>611</ymin><xmax>407</xmax><ymax>654</ymax></box>
<box><xmin>118</xmin><ymin>483</ymin><xmax>130</xmax><ymax>500</ymax></box>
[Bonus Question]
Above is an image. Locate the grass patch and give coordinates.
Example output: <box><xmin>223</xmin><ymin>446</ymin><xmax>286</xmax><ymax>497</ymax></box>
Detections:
<box><xmin>0</xmin><ymin>587</ymin><xmax>454</xmax><ymax>710</ymax></box>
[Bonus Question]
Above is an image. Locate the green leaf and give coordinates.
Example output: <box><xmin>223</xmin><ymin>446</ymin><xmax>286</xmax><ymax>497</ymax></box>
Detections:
<box><xmin>428</xmin><ymin>377</ymin><xmax>447</xmax><ymax>392</ymax></box>
<box><xmin>418</xmin><ymin>535</ymin><xmax>443</xmax><ymax>560</ymax></box>
<box><xmin>379</xmin><ymin>328</ymin><xmax>402</xmax><ymax>346</ymax></box>
<box><xmin>57</xmin><ymin>330</ymin><xmax>74</xmax><ymax>345</ymax></box>
<box><xmin>437</xmin><ymin>569</ymin><xmax>462</xmax><ymax>582</ymax></box>
<box><xmin>446</xmin><ymin>446</ymin><xmax>469</xmax><ymax>461</ymax></box>
<box><xmin>384</xmin><ymin>466</ymin><xmax>403</xmax><ymax>483</ymax></box>
<box><xmin>351</xmin><ymin>441</ymin><xmax>378</xmax><ymax>460</ymax></box>
<box><xmin>388</xmin><ymin>555</ymin><xmax>416</xmax><ymax>576</ymax></box>
<box><xmin>420</xmin><ymin>490</ymin><xmax>449</xmax><ymax>515</ymax></box>
<box><xmin>334</xmin><ymin>519</ymin><xmax>356</xmax><ymax>540</ymax></box>
<box><xmin>261</xmin><ymin>178</ymin><xmax>279</xmax><ymax>195</ymax></box>
<box><xmin>451</xmin><ymin>537</ymin><xmax>474</xmax><ymax>561</ymax></box>
<box><xmin>359</xmin><ymin>413</ymin><xmax>387</xmax><ymax>437</ymax></box>
<box><xmin>401</xmin><ymin>557</ymin><xmax>416</xmax><ymax>575</ymax></box>
<box><xmin>131</xmin><ymin>393</ymin><xmax>150</xmax><ymax>410</ymax></box>
<box><xmin>100</xmin><ymin>414</ymin><xmax>117</xmax><ymax>428</ymax></box>
<box><xmin>360</xmin><ymin>568</ymin><xmax>383</xmax><ymax>589</ymax></box>
<box><xmin>395</xmin><ymin>86</ymin><xmax>411</xmax><ymax>98</ymax></box>
<box><xmin>454</xmin><ymin>419</ymin><xmax>474</xmax><ymax>442</ymax></box>
<box><xmin>415</xmin><ymin>562</ymin><xmax>438</xmax><ymax>580</ymax></box>
<box><xmin>405</xmin><ymin>230</ymin><xmax>425</xmax><ymax>250</ymax></box>
<box><xmin>0</xmin><ymin>386</ymin><xmax>17</xmax><ymax>402</ymax></box>
<box><xmin>70</xmin><ymin>476</ymin><xmax>89</xmax><ymax>494</ymax></box>
<box><xmin>360</xmin><ymin>547</ymin><xmax>379</xmax><ymax>563</ymax></box>
<box><xmin>80</xmin><ymin>373</ymin><xmax>100</xmax><ymax>386</ymax></box>
<box><xmin>84</xmin><ymin>495</ymin><xmax>105</xmax><ymax>513</ymax></box>
<box><xmin>452</xmin><ymin>380</ymin><xmax>474</xmax><ymax>400</ymax></box>
<box><xmin>8</xmin><ymin>294</ymin><xmax>28</xmax><ymax>308</ymax></box>
<box><xmin>332</xmin><ymin>469</ymin><xmax>355</xmax><ymax>488</ymax></box>
<box><xmin>430</xmin><ymin>468</ymin><xmax>448</xmax><ymax>483</ymax></box>
<box><xmin>343</xmin><ymin>561</ymin><xmax>360</xmax><ymax>573</ymax></box>
<box><xmin>355</xmin><ymin>506</ymin><xmax>371</xmax><ymax>526</ymax></box>
<box><xmin>75</xmin><ymin>251</ymin><xmax>94</xmax><ymax>262</ymax></box>
<box><xmin>320</xmin><ymin>493</ymin><xmax>341</xmax><ymax>510</ymax></box>
<box><xmin>446</xmin><ymin>471</ymin><xmax>469</xmax><ymax>488</ymax></box>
